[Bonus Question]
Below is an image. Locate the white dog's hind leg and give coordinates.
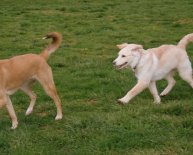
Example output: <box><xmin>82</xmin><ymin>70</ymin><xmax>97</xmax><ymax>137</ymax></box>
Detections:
<box><xmin>149</xmin><ymin>81</ymin><xmax>161</xmax><ymax>103</ymax></box>
<box><xmin>118</xmin><ymin>80</ymin><xmax>149</xmax><ymax>104</ymax></box>
<box><xmin>178</xmin><ymin>60</ymin><xmax>193</xmax><ymax>88</ymax></box>
<box><xmin>160</xmin><ymin>72</ymin><xmax>176</xmax><ymax>96</ymax></box>
<box><xmin>179</xmin><ymin>72</ymin><xmax>193</xmax><ymax>88</ymax></box>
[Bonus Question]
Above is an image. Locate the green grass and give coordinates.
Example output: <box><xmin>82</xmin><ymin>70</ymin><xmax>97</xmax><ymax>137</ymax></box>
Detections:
<box><xmin>0</xmin><ymin>0</ymin><xmax>193</xmax><ymax>154</ymax></box>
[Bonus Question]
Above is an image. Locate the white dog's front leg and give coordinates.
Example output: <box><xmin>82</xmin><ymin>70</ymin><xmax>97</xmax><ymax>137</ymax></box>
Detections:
<box><xmin>118</xmin><ymin>81</ymin><xmax>149</xmax><ymax>104</ymax></box>
<box><xmin>149</xmin><ymin>81</ymin><xmax>160</xmax><ymax>104</ymax></box>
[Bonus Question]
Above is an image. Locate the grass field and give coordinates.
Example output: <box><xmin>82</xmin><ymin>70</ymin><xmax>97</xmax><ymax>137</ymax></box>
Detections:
<box><xmin>1</xmin><ymin>0</ymin><xmax>193</xmax><ymax>154</ymax></box>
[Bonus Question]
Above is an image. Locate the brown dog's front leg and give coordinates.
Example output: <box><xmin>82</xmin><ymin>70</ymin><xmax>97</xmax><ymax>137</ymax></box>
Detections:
<box><xmin>6</xmin><ymin>96</ymin><xmax>18</xmax><ymax>129</ymax></box>
<box><xmin>118</xmin><ymin>80</ymin><xmax>149</xmax><ymax>105</ymax></box>
<box><xmin>0</xmin><ymin>94</ymin><xmax>6</xmax><ymax>108</ymax></box>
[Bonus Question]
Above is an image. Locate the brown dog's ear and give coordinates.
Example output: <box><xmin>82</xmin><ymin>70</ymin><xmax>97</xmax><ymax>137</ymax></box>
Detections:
<box><xmin>132</xmin><ymin>44</ymin><xmax>143</xmax><ymax>51</ymax></box>
<box><xmin>116</xmin><ymin>43</ymin><xmax>128</xmax><ymax>49</ymax></box>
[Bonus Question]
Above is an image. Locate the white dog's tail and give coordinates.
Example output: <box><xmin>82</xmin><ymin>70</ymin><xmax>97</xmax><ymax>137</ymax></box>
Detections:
<box><xmin>40</xmin><ymin>32</ymin><xmax>62</xmax><ymax>60</ymax></box>
<box><xmin>177</xmin><ymin>33</ymin><xmax>193</xmax><ymax>50</ymax></box>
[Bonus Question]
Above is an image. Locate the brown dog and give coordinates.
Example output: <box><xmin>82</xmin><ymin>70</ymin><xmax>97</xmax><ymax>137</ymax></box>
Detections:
<box><xmin>0</xmin><ymin>32</ymin><xmax>63</xmax><ymax>129</ymax></box>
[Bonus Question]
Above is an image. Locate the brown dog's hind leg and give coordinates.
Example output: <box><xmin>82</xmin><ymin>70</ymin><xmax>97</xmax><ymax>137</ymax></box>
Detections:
<box><xmin>36</xmin><ymin>67</ymin><xmax>63</xmax><ymax>120</ymax></box>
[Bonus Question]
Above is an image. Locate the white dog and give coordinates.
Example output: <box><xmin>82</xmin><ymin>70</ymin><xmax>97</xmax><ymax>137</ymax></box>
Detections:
<box><xmin>113</xmin><ymin>33</ymin><xmax>193</xmax><ymax>104</ymax></box>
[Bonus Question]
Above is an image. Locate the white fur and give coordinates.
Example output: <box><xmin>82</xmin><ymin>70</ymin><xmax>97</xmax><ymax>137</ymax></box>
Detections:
<box><xmin>113</xmin><ymin>33</ymin><xmax>193</xmax><ymax>104</ymax></box>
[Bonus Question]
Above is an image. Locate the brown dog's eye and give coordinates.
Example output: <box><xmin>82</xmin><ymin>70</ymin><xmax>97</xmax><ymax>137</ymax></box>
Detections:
<box><xmin>122</xmin><ymin>55</ymin><xmax>126</xmax><ymax>58</ymax></box>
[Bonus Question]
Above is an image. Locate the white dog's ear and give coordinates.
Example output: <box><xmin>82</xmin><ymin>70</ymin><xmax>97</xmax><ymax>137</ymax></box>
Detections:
<box><xmin>116</xmin><ymin>43</ymin><xmax>128</xmax><ymax>49</ymax></box>
<box><xmin>132</xmin><ymin>44</ymin><xmax>143</xmax><ymax>51</ymax></box>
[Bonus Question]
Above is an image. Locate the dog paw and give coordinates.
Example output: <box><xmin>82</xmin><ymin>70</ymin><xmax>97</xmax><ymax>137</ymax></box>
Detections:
<box><xmin>154</xmin><ymin>100</ymin><xmax>161</xmax><ymax>104</ymax></box>
<box><xmin>55</xmin><ymin>114</ymin><xmax>63</xmax><ymax>120</ymax></box>
<box><xmin>117</xmin><ymin>98</ymin><xmax>127</xmax><ymax>105</ymax></box>
<box><xmin>160</xmin><ymin>92</ymin><xmax>167</xmax><ymax>96</ymax></box>
<box><xmin>154</xmin><ymin>96</ymin><xmax>161</xmax><ymax>104</ymax></box>
<box><xmin>11</xmin><ymin>121</ymin><xmax>18</xmax><ymax>130</ymax></box>
<box><xmin>25</xmin><ymin>108</ymin><xmax>33</xmax><ymax>116</ymax></box>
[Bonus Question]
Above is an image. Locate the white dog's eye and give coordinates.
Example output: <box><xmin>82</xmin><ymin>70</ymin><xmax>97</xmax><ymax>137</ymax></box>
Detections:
<box><xmin>122</xmin><ymin>55</ymin><xmax>126</xmax><ymax>58</ymax></box>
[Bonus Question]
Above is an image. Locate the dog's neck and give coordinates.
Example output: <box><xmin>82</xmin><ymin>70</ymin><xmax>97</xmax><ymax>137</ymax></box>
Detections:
<box><xmin>132</xmin><ymin>64</ymin><xmax>138</xmax><ymax>71</ymax></box>
<box><xmin>131</xmin><ymin>49</ymin><xmax>144</xmax><ymax>72</ymax></box>
<box><xmin>131</xmin><ymin>59</ymin><xmax>140</xmax><ymax>72</ymax></box>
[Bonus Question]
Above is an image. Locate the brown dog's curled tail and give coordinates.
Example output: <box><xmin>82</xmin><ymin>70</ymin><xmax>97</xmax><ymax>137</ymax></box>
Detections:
<box><xmin>40</xmin><ymin>32</ymin><xmax>62</xmax><ymax>60</ymax></box>
<box><xmin>177</xmin><ymin>33</ymin><xmax>193</xmax><ymax>50</ymax></box>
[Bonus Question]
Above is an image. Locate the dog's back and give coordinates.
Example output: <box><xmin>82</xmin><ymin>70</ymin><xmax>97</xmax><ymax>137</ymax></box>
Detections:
<box><xmin>0</xmin><ymin>54</ymin><xmax>46</xmax><ymax>89</ymax></box>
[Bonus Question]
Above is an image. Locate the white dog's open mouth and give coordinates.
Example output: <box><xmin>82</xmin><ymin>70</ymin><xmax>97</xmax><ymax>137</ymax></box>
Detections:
<box><xmin>117</xmin><ymin>62</ymin><xmax>128</xmax><ymax>69</ymax></box>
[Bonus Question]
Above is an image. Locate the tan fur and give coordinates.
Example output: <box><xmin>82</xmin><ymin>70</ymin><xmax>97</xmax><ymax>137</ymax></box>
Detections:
<box><xmin>149</xmin><ymin>45</ymin><xmax>169</xmax><ymax>59</ymax></box>
<box><xmin>114</xmin><ymin>33</ymin><xmax>193</xmax><ymax>104</ymax></box>
<box><xmin>0</xmin><ymin>32</ymin><xmax>63</xmax><ymax>129</ymax></box>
